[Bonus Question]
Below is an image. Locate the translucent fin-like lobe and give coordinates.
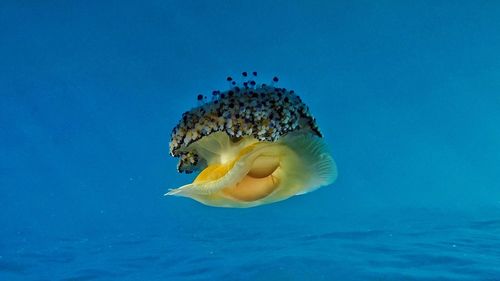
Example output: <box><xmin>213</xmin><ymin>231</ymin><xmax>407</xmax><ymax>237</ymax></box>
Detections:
<box><xmin>280</xmin><ymin>132</ymin><xmax>337</xmax><ymax>194</ymax></box>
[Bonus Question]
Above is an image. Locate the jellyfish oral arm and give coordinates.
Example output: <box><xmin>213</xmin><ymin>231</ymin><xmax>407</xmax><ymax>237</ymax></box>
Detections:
<box><xmin>166</xmin><ymin>142</ymin><xmax>281</xmax><ymax>197</ymax></box>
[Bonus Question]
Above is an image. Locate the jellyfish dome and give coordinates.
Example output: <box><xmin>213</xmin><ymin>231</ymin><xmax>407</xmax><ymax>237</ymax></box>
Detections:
<box><xmin>166</xmin><ymin>73</ymin><xmax>337</xmax><ymax>208</ymax></box>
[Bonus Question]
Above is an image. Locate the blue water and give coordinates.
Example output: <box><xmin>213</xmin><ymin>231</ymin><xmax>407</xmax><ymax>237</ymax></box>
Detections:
<box><xmin>2</xmin><ymin>209</ymin><xmax>500</xmax><ymax>280</ymax></box>
<box><xmin>1</xmin><ymin>1</ymin><xmax>500</xmax><ymax>280</ymax></box>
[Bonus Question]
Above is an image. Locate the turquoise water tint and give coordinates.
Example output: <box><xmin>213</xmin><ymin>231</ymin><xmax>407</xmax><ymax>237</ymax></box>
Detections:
<box><xmin>1</xmin><ymin>1</ymin><xmax>500</xmax><ymax>280</ymax></box>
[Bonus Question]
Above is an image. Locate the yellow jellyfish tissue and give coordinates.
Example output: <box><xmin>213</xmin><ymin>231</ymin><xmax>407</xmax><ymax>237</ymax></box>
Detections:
<box><xmin>166</xmin><ymin>73</ymin><xmax>337</xmax><ymax>208</ymax></box>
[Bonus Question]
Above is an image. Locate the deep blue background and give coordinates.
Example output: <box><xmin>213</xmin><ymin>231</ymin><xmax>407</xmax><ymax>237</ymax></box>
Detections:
<box><xmin>1</xmin><ymin>1</ymin><xmax>500</xmax><ymax>280</ymax></box>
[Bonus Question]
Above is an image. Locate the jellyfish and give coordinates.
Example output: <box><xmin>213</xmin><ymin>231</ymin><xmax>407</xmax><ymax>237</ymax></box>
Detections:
<box><xmin>166</xmin><ymin>73</ymin><xmax>337</xmax><ymax>208</ymax></box>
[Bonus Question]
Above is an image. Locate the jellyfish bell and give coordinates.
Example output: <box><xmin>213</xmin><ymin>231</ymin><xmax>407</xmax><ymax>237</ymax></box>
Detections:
<box><xmin>167</xmin><ymin>75</ymin><xmax>337</xmax><ymax>208</ymax></box>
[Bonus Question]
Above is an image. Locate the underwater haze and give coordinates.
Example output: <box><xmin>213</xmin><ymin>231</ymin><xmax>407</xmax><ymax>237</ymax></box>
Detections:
<box><xmin>1</xmin><ymin>0</ymin><xmax>500</xmax><ymax>280</ymax></box>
